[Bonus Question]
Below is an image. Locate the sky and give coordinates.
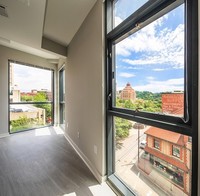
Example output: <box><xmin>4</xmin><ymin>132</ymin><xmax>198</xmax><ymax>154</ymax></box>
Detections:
<box><xmin>11</xmin><ymin>63</ymin><xmax>52</xmax><ymax>92</ymax></box>
<box><xmin>10</xmin><ymin>2</ymin><xmax>184</xmax><ymax>94</ymax></box>
<box><xmin>115</xmin><ymin>1</ymin><xmax>184</xmax><ymax>93</ymax></box>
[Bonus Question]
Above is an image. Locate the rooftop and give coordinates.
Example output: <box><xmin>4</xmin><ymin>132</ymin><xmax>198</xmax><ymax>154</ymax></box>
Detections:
<box><xmin>145</xmin><ymin>127</ymin><xmax>188</xmax><ymax>146</ymax></box>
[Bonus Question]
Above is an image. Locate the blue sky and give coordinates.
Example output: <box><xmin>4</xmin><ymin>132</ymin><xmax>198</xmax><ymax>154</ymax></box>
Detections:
<box><xmin>115</xmin><ymin>2</ymin><xmax>184</xmax><ymax>93</ymax></box>
<box><xmin>114</xmin><ymin>0</ymin><xmax>148</xmax><ymax>25</ymax></box>
<box><xmin>12</xmin><ymin>63</ymin><xmax>52</xmax><ymax>92</ymax></box>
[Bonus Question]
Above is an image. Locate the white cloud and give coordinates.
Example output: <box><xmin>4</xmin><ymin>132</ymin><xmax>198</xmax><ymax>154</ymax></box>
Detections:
<box><xmin>127</xmin><ymin>66</ymin><xmax>143</xmax><ymax>70</ymax></box>
<box><xmin>146</xmin><ymin>76</ymin><xmax>155</xmax><ymax>80</ymax></box>
<box><xmin>151</xmin><ymin>78</ymin><xmax>183</xmax><ymax>85</ymax></box>
<box><xmin>119</xmin><ymin>65</ymin><xmax>143</xmax><ymax>70</ymax></box>
<box><xmin>119</xmin><ymin>72</ymin><xmax>135</xmax><ymax>78</ymax></box>
<box><xmin>153</xmin><ymin>68</ymin><xmax>165</xmax><ymax>71</ymax></box>
<box><xmin>117</xmin><ymin>86</ymin><xmax>125</xmax><ymax>91</ymax></box>
<box><xmin>134</xmin><ymin>78</ymin><xmax>184</xmax><ymax>93</ymax></box>
<box><xmin>12</xmin><ymin>63</ymin><xmax>52</xmax><ymax>92</ymax></box>
<box><xmin>115</xmin><ymin>16</ymin><xmax>123</xmax><ymax>27</ymax></box>
<box><xmin>116</xmin><ymin>13</ymin><xmax>184</xmax><ymax>69</ymax></box>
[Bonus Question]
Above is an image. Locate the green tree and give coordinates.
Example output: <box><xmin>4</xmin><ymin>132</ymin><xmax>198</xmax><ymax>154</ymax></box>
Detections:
<box><xmin>10</xmin><ymin>116</ymin><xmax>33</xmax><ymax>133</ymax></box>
<box><xmin>33</xmin><ymin>92</ymin><xmax>52</xmax><ymax>122</ymax></box>
<box><xmin>33</xmin><ymin>92</ymin><xmax>47</xmax><ymax>102</ymax></box>
<box><xmin>115</xmin><ymin>117</ymin><xmax>132</xmax><ymax>140</ymax></box>
<box><xmin>115</xmin><ymin>117</ymin><xmax>132</xmax><ymax>149</ymax></box>
<box><xmin>124</xmin><ymin>100</ymin><xmax>134</xmax><ymax>109</ymax></box>
<box><xmin>116</xmin><ymin>92</ymin><xmax>162</xmax><ymax>113</ymax></box>
<box><xmin>21</xmin><ymin>95</ymin><xmax>33</xmax><ymax>102</ymax></box>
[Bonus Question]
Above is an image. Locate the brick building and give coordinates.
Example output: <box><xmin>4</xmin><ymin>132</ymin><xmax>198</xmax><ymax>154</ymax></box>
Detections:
<box><xmin>119</xmin><ymin>82</ymin><xmax>136</xmax><ymax>102</ymax></box>
<box><xmin>144</xmin><ymin>127</ymin><xmax>191</xmax><ymax>194</ymax></box>
<box><xmin>142</xmin><ymin>91</ymin><xmax>191</xmax><ymax>194</ymax></box>
<box><xmin>162</xmin><ymin>92</ymin><xmax>184</xmax><ymax>116</ymax></box>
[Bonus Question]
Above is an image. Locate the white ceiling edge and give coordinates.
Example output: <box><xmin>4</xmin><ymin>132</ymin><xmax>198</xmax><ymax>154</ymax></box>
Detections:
<box><xmin>43</xmin><ymin>0</ymin><xmax>97</xmax><ymax>46</ymax></box>
<box><xmin>0</xmin><ymin>39</ymin><xmax>66</xmax><ymax>60</ymax></box>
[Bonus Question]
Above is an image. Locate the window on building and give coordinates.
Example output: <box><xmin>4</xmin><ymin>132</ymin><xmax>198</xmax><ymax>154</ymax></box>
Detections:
<box><xmin>172</xmin><ymin>146</ymin><xmax>180</xmax><ymax>158</ymax></box>
<box><xmin>106</xmin><ymin>0</ymin><xmax>198</xmax><ymax>195</ymax></box>
<box><xmin>154</xmin><ymin>139</ymin><xmax>160</xmax><ymax>150</ymax></box>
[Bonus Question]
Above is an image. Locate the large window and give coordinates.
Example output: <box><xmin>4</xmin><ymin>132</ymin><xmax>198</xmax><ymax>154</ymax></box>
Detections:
<box><xmin>9</xmin><ymin>61</ymin><xmax>54</xmax><ymax>133</ymax></box>
<box><xmin>106</xmin><ymin>0</ymin><xmax>198</xmax><ymax>195</ymax></box>
<box><xmin>114</xmin><ymin>5</ymin><xmax>184</xmax><ymax>118</ymax></box>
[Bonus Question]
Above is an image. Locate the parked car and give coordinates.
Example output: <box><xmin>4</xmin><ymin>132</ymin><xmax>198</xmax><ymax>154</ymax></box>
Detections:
<box><xmin>139</xmin><ymin>140</ymin><xmax>147</xmax><ymax>149</ymax></box>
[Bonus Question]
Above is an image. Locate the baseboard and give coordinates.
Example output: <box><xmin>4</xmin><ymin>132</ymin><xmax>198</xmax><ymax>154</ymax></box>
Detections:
<box><xmin>64</xmin><ymin>133</ymin><xmax>106</xmax><ymax>183</ymax></box>
<box><xmin>0</xmin><ymin>133</ymin><xmax>9</xmax><ymax>138</ymax></box>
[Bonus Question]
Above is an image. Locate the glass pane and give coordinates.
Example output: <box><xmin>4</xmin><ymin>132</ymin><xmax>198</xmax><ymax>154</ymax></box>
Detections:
<box><xmin>10</xmin><ymin>62</ymin><xmax>53</xmax><ymax>103</ymax></box>
<box><xmin>10</xmin><ymin>104</ymin><xmax>52</xmax><ymax>133</ymax></box>
<box><xmin>114</xmin><ymin>117</ymin><xmax>192</xmax><ymax>195</ymax></box>
<box><xmin>59</xmin><ymin>69</ymin><xmax>65</xmax><ymax>102</ymax></box>
<box><xmin>114</xmin><ymin>5</ymin><xmax>184</xmax><ymax>118</ymax></box>
<box><xmin>60</xmin><ymin>103</ymin><xmax>65</xmax><ymax>128</ymax></box>
<box><xmin>114</xmin><ymin>0</ymin><xmax>148</xmax><ymax>27</ymax></box>
<box><xmin>59</xmin><ymin>68</ymin><xmax>65</xmax><ymax>128</ymax></box>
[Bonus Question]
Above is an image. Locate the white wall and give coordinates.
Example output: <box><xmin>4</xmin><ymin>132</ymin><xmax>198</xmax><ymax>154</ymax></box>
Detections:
<box><xmin>66</xmin><ymin>0</ymin><xmax>105</xmax><ymax>182</ymax></box>
<box><xmin>0</xmin><ymin>45</ymin><xmax>56</xmax><ymax>136</ymax></box>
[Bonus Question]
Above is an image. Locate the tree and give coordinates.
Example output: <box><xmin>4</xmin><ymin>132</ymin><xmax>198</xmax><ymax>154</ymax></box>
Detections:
<box><xmin>116</xmin><ymin>91</ymin><xmax>162</xmax><ymax>113</ymax></box>
<box><xmin>33</xmin><ymin>92</ymin><xmax>47</xmax><ymax>102</ymax></box>
<box><xmin>115</xmin><ymin>117</ymin><xmax>132</xmax><ymax>149</ymax></box>
<box><xmin>33</xmin><ymin>92</ymin><xmax>52</xmax><ymax>123</ymax></box>
<box><xmin>21</xmin><ymin>95</ymin><xmax>33</xmax><ymax>102</ymax></box>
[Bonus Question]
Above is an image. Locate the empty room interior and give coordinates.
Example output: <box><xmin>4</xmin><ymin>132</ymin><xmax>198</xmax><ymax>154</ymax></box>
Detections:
<box><xmin>0</xmin><ymin>0</ymin><xmax>199</xmax><ymax>195</ymax></box>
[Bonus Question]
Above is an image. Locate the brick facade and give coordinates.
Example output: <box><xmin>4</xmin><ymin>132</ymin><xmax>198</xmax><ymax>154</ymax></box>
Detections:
<box><xmin>162</xmin><ymin>93</ymin><xmax>184</xmax><ymax>116</ymax></box>
<box><xmin>144</xmin><ymin>127</ymin><xmax>191</xmax><ymax>194</ymax></box>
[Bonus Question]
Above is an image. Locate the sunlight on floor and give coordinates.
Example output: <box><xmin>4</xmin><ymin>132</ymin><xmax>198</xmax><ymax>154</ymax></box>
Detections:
<box><xmin>62</xmin><ymin>193</ymin><xmax>76</xmax><ymax>196</ymax></box>
<box><xmin>35</xmin><ymin>128</ymin><xmax>51</xmax><ymax>136</ymax></box>
<box><xmin>61</xmin><ymin>183</ymin><xmax>116</xmax><ymax>196</ymax></box>
<box><xmin>54</xmin><ymin>127</ymin><xmax>64</xmax><ymax>135</ymax></box>
<box><xmin>88</xmin><ymin>183</ymin><xmax>116</xmax><ymax>196</ymax></box>
<box><xmin>34</xmin><ymin>127</ymin><xmax>64</xmax><ymax>136</ymax></box>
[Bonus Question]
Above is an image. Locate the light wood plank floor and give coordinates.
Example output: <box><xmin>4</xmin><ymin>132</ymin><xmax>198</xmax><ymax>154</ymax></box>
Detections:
<box><xmin>0</xmin><ymin>127</ymin><xmax>115</xmax><ymax>196</ymax></box>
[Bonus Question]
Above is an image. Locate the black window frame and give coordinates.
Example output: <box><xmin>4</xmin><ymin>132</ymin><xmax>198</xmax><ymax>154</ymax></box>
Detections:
<box><xmin>8</xmin><ymin>60</ymin><xmax>54</xmax><ymax>134</ymax></box>
<box><xmin>106</xmin><ymin>0</ymin><xmax>198</xmax><ymax>195</ymax></box>
<box><xmin>59</xmin><ymin>67</ymin><xmax>65</xmax><ymax>126</ymax></box>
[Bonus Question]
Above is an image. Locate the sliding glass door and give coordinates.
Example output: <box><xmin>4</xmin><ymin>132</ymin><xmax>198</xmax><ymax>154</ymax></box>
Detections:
<box><xmin>9</xmin><ymin>61</ymin><xmax>54</xmax><ymax>133</ymax></box>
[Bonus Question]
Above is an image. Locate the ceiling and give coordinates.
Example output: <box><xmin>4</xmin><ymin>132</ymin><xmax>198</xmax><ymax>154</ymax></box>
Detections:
<box><xmin>0</xmin><ymin>0</ymin><xmax>97</xmax><ymax>60</ymax></box>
